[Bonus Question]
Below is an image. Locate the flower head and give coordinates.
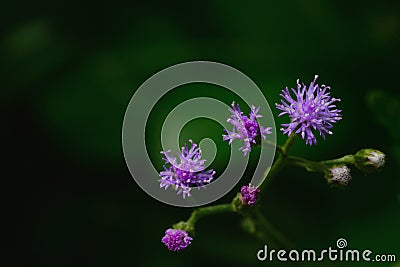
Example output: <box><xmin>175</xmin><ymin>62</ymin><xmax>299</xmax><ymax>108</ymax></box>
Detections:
<box><xmin>355</xmin><ymin>148</ymin><xmax>386</xmax><ymax>173</ymax></box>
<box><xmin>276</xmin><ymin>75</ymin><xmax>342</xmax><ymax>145</ymax></box>
<box><xmin>161</xmin><ymin>229</ymin><xmax>193</xmax><ymax>251</ymax></box>
<box><xmin>240</xmin><ymin>184</ymin><xmax>260</xmax><ymax>206</ymax></box>
<box><xmin>159</xmin><ymin>140</ymin><xmax>215</xmax><ymax>198</ymax></box>
<box><xmin>223</xmin><ymin>102</ymin><xmax>272</xmax><ymax>155</ymax></box>
<box><xmin>327</xmin><ymin>165</ymin><xmax>351</xmax><ymax>186</ymax></box>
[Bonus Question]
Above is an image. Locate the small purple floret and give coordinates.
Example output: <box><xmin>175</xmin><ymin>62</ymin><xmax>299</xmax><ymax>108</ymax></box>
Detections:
<box><xmin>223</xmin><ymin>102</ymin><xmax>272</xmax><ymax>156</ymax></box>
<box><xmin>240</xmin><ymin>184</ymin><xmax>260</xmax><ymax>206</ymax></box>
<box><xmin>276</xmin><ymin>75</ymin><xmax>342</xmax><ymax>145</ymax></box>
<box><xmin>159</xmin><ymin>140</ymin><xmax>215</xmax><ymax>198</ymax></box>
<box><xmin>161</xmin><ymin>229</ymin><xmax>193</xmax><ymax>251</ymax></box>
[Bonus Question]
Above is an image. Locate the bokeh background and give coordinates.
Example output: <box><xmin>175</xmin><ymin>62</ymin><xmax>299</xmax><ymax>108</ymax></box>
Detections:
<box><xmin>4</xmin><ymin>0</ymin><xmax>400</xmax><ymax>266</ymax></box>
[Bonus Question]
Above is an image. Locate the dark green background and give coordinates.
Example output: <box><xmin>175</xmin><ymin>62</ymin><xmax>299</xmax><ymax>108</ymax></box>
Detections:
<box><xmin>4</xmin><ymin>1</ymin><xmax>399</xmax><ymax>266</ymax></box>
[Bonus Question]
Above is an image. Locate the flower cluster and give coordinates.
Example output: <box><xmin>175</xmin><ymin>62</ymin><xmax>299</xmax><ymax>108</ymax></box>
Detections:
<box><xmin>223</xmin><ymin>102</ymin><xmax>272</xmax><ymax>156</ymax></box>
<box><xmin>159</xmin><ymin>140</ymin><xmax>215</xmax><ymax>198</ymax></box>
<box><xmin>161</xmin><ymin>229</ymin><xmax>193</xmax><ymax>251</ymax></box>
<box><xmin>276</xmin><ymin>75</ymin><xmax>342</xmax><ymax>145</ymax></box>
<box><xmin>159</xmin><ymin>75</ymin><xmax>386</xmax><ymax>254</ymax></box>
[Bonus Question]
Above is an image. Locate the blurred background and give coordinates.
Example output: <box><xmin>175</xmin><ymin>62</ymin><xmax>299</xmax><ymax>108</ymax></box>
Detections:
<box><xmin>3</xmin><ymin>0</ymin><xmax>400</xmax><ymax>266</ymax></box>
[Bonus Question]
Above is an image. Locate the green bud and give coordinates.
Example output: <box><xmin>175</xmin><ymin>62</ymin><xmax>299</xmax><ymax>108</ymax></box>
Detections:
<box><xmin>354</xmin><ymin>149</ymin><xmax>385</xmax><ymax>173</ymax></box>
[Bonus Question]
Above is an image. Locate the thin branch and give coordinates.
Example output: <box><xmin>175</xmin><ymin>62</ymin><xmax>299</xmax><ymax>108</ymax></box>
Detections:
<box><xmin>186</xmin><ymin>203</ymin><xmax>235</xmax><ymax>227</ymax></box>
<box><xmin>287</xmin><ymin>154</ymin><xmax>355</xmax><ymax>173</ymax></box>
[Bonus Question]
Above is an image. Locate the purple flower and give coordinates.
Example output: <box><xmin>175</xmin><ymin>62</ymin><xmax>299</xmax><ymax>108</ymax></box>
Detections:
<box><xmin>240</xmin><ymin>184</ymin><xmax>260</xmax><ymax>206</ymax></box>
<box><xmin>223</xmin><ymin>102</ymin><xmax>272</xmax><ymax>156</ymax></box>
<box><xmin>159</xmin><ymin>140</ymin><xmax>215</xmax><ymax>198</ymax></box>
<box><xmin>161</xmin><ymin>229</ymin><xmax>193</xmax><ymax>251</ymax></box>
<box><xmin>276</xmin><ymin>75</ymin><xmax>342</xmax><ymax>145</ymax></box>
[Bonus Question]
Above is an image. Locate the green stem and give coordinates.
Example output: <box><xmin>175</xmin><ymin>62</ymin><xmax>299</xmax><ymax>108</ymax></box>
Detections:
<box><xmin>321</xmin><ymin>155</ymin><xmax>355</xmax><ymax>166</ymax></box>
<box><xmin>260</xmin><ymin>134</ymin><xmax>297</xmax><ymax>190</ymax></box>
<box><xmin>281</xmin><ymin>133</ymin><xmax>297</xmax><ymax>155</ymax></box>
<box><xmin>186</xmin><ymin>203</ymin><xmax>235</xmax><ymax>227</ymax></box>
<box><xmin>287</xmin><ymin>154</ymin><xmax>355</xmax><ymax>172</ymax></box>
<box><xmin>263</xmin><ymin>139</ymin><xmax>284</xmax><ymax>154</ymax></box>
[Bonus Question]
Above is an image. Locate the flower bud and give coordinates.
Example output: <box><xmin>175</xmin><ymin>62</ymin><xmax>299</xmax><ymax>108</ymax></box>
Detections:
<box><xmin>240</xmin><ymin>184</ymin><xmax>260</xmax><ymax>206</ymax></box>
<box><xmin>326</xmin><ymin>165</ymin><xmax>352</xmax><ymax>186</ymax></box>
<box><xmin>354</xmin><ymin>149</ymin><xmax>385</xmax><ymax>173</ymax></box>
